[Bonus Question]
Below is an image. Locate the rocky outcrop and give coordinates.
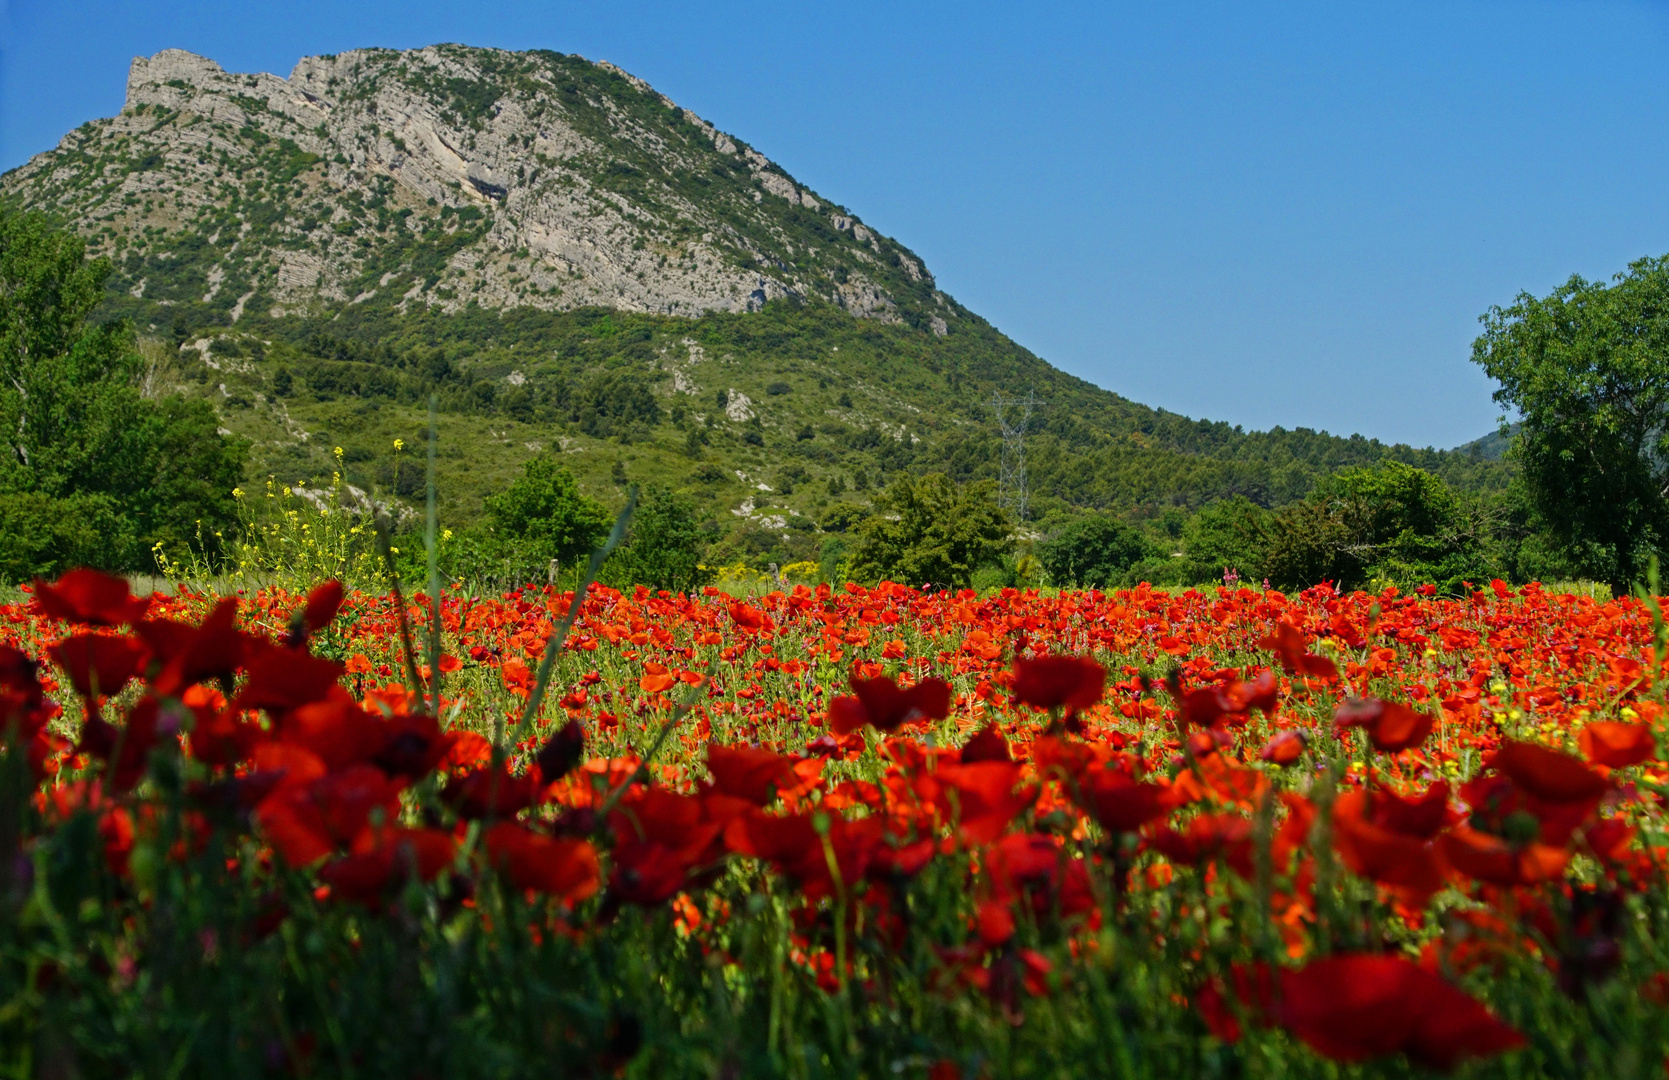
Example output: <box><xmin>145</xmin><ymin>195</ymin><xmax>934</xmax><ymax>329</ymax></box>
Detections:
<box><xmin>1</xmin><ymin>45</ymin><xmax>953</xmax><ymax>332</ymax></box>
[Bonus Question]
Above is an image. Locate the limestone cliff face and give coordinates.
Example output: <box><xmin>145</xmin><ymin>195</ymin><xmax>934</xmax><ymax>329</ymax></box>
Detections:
<box><xmin>2</xmin><ymin>46</ymin><xmax>956</xmax><ymax>331</ymax></box>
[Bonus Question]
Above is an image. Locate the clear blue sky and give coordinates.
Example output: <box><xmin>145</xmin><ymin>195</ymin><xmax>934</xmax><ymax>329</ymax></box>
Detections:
<box><xmin>4</xmin><ymin>1</ymin><xmax>1667</xmax><ymax>449</ymax></box>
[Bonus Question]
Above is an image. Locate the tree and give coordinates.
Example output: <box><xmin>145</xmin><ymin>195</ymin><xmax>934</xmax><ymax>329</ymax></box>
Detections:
<box><xmin>0</xmin><ymin>211</ymin><xmax>245</xmax><ymax>581</ymax></box>
<box><xmin>604</xmin><ymin>486</ymin><xmax>713</xmax><ymax>593</ymax></box>
<box><xmin>1038</xmin><ymin>515</ymin><xmax>1148</xmax><ymax>588</ymax></box>
<box><xmin>482</xmin><ymin>455</ymin><xmax>613</xmax><ymax>565</ymax></box>
<box><xmin>849</xmin><ymin>473</ymin><xmax>1011</xmax><ymax>589</ymax></box>
<box><xmin>1472</xmin><ymin>255</ymin><xmax>1669</xmax><ymax>592</ymax></box>
<box><xmin>430</xmin><ymin>457</ymin><xmax>613</xmax><ymax>588</ymax></box>
<box><xmin>1262</xmin><ymin>461</ymin><xmax>1495</xmax><ymax>593</ymax></box>
<box><xmin>1179</xmin><ymin>496</ymin><xmax>1270</xmax><ymax>585</ymax></box>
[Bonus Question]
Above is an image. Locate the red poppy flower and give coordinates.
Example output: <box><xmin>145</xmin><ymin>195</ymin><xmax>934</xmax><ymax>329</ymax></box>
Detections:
<box><xmin>639</xmin><ymin>670</ymin><xmax>677</xmax><ymax>693</ymax></box>
<box><xmin>235</xmin><ymin>647</ymin><xmax>345</xmax><ymax>713</ymax></box>
<box><xmin>444</xmin><ymin>765</ymin><xmax>541</xmax><ymax>820</ymax></box>
<box><xmin>1180</xmin><ymin>671</ymin><xmax>1279</xmax><ymax>727</ymax></box>
<box><xmin>1582</xmin><ymin>817</ymin><xmax>1637</xmax><ymax>865</ymax></box>
<box><xmin>255</xmin><ymin>764</ymin><xmax>405</xmax><ymax>867</ymax></box>
<box><xmin>705</xmin><ymin>744</ymin><xmax>800</xmax><ymax>805</ymax></box>
<box><xmin>933</xmin><ymin>761</ymin><xmax>1038</xmax><ymax>844</ymax></box>
<box><xmin>250</xmin><ymin>742</ymin><xmax>329</xmax><ymax>790</ymax></box>
<box><xmin>78</xmin><ymin>696</ymin><xmax>167</xmax><ymax>793</ymax></box>
<box><xmin>828</xmin><ymin>675</ymin><xmax>952</xmax><ymax>734</ymax></box>
<box><xmin>728</xmin><ymin>603</ymin><xmax>768</xmax><ymax>633</ymax></box>
<box><xmin>611</xmin><ymin>788</ymin><xmax>726</xmax><ymax>904</ymax></box>
<box><xmin>612</xmin><ymin>842</ymin><xmax>701</xmax><ymax>905</ymax></box>
<box><xmin>1011</xmin><ymin>656</ymin><xmax>1106</xmax><ymax>711</ymax></box>
<box><xmin>1492</xmin><ymin>740</ymin><xmax>1608</xmax><ymax>804</ymax></box>
<box><xmin>1178</xmin><ymin>686</ymin><xmax>1230</xmax><ymax>727</ymax></box>
<box><xmin>48</xmin><ymin>634</ymin><xmax>147</xmax><ymax>700</ymax></box>
<box><xmin>1439</xmin><ymin>826</ymin><xmax>1571</xmax><ymax>887</ymax></box>
<box><xmin>868</xmin><ymin>836</ymin><xmax>937</xmax><ymax>879</ymax></box>
<box><xmin>373</xmin><ymin>712</ymin><xmax>454</xmax><ymax>780</ymax></box>
<box><xmin>1259</xmin><ymin>730</ymin><xmax>1307</xmax><ymax>765</ymax></box>
<box><xmin>723</xmin><ymin>808</ymin><xmax>883</xmax><ymax>898</ymax></box>
<box><xmin>33</xmin><ymin>569</ymin><xmax>150</xmax><ymax>626</ymax></box>
<box><xmin>1149</xmin><ymin>813</ymin><xmax>1254</xmax><ymax>877</ymax></box>
<box><xmin>141</xmin><ymin>599</ymin><xmax>250</xmax><ymax>697</ymax></box>
<box><xmin>189</xmin><ymin>704</ymin><xmax>263</xmax><ymax>768</ymax></box>
<box><xmin>1273</xmin><ymin>954</ymin><xmax>1525</xmax><ymax>1069</ymax></box>
<box><xmin>277</xmin><ymin>695</ymin><xmax>394</xmax><ymax>772</ymax></box>
<box><xmin>1577</xmin><ymin>721</ymin><xmax>1656</xmax><ymax>769</ymax></box>
<box><xmin>721</xmin><ymin>807</ymin><xmax>817</xmax><ymax>863</ymax></box>
<box><xmin>1260</xmin><ymin>622</ymin><xmax>1338</xmax><ymax>681</ymax></box>
<box><xmin>1331</xmin><ymin>793</ymin><xmax>1447</xmax><ymax>907</ymax></box>
<box><xmin>983</xmin><ymin>832</ymin><xmax>1063</xmax><ymax>898</ymax></box>
<box><xmin>484</xmin><ymin>823</ymin><xmax>601</xmax><ymax>902</ymax></box>
<box><xmin>1334</xmin><ymin>698</ymin><xmax>1435</xmax><ymax>753</ymax></box>
<box><xmin>975</xmin><ymin>899</ymin><xmax>1015</xmax><ymax>946</ymax></box>
<box><xmin>0</xmin><ymin>645</ymin><xmax>43</xmax><ymax>708</ymax></box>
<box><xmin>319</xmin><ymin>827</ymin><xmax>456</xmax><ymax>905</ymax></box>
<box><xmin>1230</xmin><ymin>669</ymin><xmax>1280</xmax><ymax>712</ymax></box>
<box><xmin>1366</xmin><ymin>781</ymin><xmax>1452</xmax><ymax>839</ymax></box>
<box><xmin>1072</xmin><ymin>765</ymin><xmax>1171</xmax><ymax>833</ymax></box>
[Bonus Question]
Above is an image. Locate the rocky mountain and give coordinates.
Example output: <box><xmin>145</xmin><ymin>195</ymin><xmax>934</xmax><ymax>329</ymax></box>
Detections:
<box><xmin>1</xmin><ymin>45</ymin><xmax>1505</xmax><ymax>572</ymax></box>
<box><xmin>3</xmin><ymin>46</ymin><xmax>947</xmax><ymax>331</ymax></box>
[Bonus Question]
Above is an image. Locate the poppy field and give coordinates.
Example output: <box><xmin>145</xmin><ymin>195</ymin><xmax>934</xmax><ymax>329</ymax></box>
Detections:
<box><xmin>1</xmin><ymin>570</ymin><xmax>1667</xmax><ymax>1079</ymax></box>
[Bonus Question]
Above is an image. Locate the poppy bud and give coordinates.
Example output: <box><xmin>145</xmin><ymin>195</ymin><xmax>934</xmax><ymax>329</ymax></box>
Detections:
<box><xmin>536</xmin><ymin>719</ymin><xmax>587</xmax><ymax>783</ymax></box>
<box><xmin>303</xmin><ymin>580</ymin><xmax>346</xmax><ymax>634</ymax></box>
<box><xmin>961</xmin><ymin>724</ymin><xmax>1011</xmax><ymax>764</ymax></box>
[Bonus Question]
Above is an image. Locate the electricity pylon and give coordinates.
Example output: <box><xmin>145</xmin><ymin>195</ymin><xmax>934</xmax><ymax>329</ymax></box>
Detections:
<box><xmin>989</xmin><ymin>390</ymin><xmax>1042</xmax><ymax>522</ymax></box>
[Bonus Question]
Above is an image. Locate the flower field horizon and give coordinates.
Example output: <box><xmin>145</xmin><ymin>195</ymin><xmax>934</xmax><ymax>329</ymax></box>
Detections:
<box><xmin>1</xmin><ymin>570</ymin><xmax>1666</xmax><ymax>1077</ymax></box>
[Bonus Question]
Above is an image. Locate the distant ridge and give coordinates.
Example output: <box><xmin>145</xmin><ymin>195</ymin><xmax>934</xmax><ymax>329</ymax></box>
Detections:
<box><xmin>1455</xmin><ymin>424</ymin><xmax>1519</xmax><ymax>461</ymax></box>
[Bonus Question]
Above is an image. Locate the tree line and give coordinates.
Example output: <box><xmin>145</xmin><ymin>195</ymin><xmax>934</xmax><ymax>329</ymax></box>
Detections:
<box><xmin>4</xmin><ymin>207</ymin><xmax>1665</xmax><ymax>595</ymax></box>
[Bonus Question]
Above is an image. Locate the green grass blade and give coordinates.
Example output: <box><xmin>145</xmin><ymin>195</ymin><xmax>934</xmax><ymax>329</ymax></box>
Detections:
<box><xmin>426</xmin><ymin>395</ymin><xmax>442</xmax><ymax>719</ymax></box>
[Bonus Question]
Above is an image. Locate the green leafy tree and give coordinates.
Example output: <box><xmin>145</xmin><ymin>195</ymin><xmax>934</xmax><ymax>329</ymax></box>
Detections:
<box><xmin>849</xmin><ymin>473</ymin><xmax>1011</xmax><ymax>588</ymax></box>
<box><xmin>430</xmin><ymin>456</ymin><xmax>615</xmax><ymax>587</ymax></box>
<box><xmin>604</xmin><ymin>487</ymin><xmax>713</xmax><ymax>593</ymax></box>
<box><xmin>1038</xmin><ymin>515</ymin><xmax>1148</xmax><ymax>588</ymax></box>
<box><xmin>482</xmin><ymin>455</ymin><xmax>613</xmax><ymax>565</ymax></box>
<box><xmin>0</xmin><ymin>211</ymin><xmax>244</xmax><ymax>581</ymax></box>
<box><xmin>1178</xmin><ymin>496</ymin><xmax>1271</xmax><ymax>584</ymax></box>
<box><xmin>1472</xmin><ymin>255</ymin><xmax>1669</xmax><ymax>591</ymax></box>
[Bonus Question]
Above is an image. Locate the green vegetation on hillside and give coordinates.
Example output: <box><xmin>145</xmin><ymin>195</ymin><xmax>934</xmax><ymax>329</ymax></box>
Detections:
<box><xmin>107</xmin><ymin>293</ymin><xmax>1511</xmax><ymax>577</ymax></box>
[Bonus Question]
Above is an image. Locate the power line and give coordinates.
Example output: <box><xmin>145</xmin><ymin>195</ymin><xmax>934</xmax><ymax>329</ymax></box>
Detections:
<box><xmin>989</xmin><ymin>389</ymin><xmax>1042</xmax><ymax>522</ymax></box>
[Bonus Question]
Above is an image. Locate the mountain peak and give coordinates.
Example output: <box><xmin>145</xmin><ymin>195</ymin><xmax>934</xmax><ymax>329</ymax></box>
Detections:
<box><xmin>10</xmin><ymin>45</ymin><xmax>948</xmax><ymax>330</ymax></box>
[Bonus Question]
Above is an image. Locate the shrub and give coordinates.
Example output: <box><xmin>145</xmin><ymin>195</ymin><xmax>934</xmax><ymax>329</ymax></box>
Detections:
<box><xmin>0</xmin><ymin>491</ymin><xmax>133</xmax><ymax>582</ymax></box>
